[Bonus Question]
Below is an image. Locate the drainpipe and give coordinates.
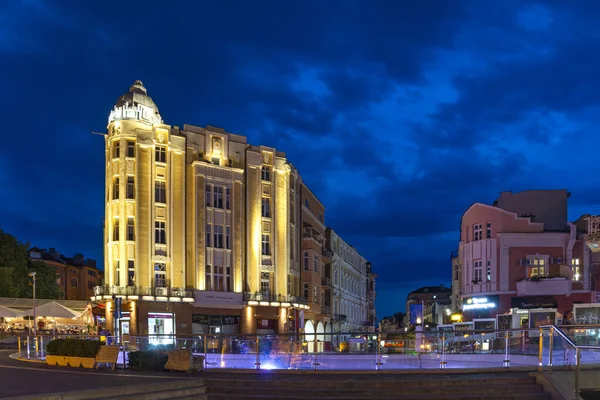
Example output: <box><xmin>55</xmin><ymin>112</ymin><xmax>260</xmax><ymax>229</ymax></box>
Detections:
<box><xmin>566</xmin><ymin>222</ymin><xmax>576</xmax><ymax>294</ymax></box>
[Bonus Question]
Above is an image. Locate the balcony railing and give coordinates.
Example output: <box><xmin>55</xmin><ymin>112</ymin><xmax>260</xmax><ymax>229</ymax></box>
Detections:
<box><xmin>322</xmin><ymin>276</ymin><xmax>332</xmax><ymax>286</ymax></box>
<box><xmin>515</xmin><ymin>277</ymin><xmax>570</xmax><ymax>296</ymax></box>
<box><xmin>243</xmin><ymin>292</ymin><xmax>308</xmax><ymax>305</ymax></box>
<box><xmin>334</xmin><ymin>314</ymin><xmax>347</xmax><ymax>322</ymax></box>
<box><xmin>321</xmin><ymin>305</ymin><xmax>331</xmax><ymax>315</ymax></box>
<box><xmin>93</xmin><ymin>286</ymin><xmax>193</xmax><ymax>299</ymax></box>
<box><xmin>303</xmin><ymin>227</ymin><xmax>323</xmax><ymax>244</ymax></box>
<box><xmin>321</xmin><ymin>248</ymin><xmax>333</xmax><ymax>258</ymax></box>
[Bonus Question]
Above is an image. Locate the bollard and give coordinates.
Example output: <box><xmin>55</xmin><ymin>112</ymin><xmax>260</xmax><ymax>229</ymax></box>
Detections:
<box><xmin>503</xmin><ymin>331</ymin><xmax>510</xmax><ymax>368</ymax></box>
<box><xmin>538</xmin><ymin>328</ymin><xmax>543</xmax><ymax>372</ymax></box>
<box><xmin>255</xmin><ymin>337</ymin><xmax>261</xmax><ymax>370</ymax></box>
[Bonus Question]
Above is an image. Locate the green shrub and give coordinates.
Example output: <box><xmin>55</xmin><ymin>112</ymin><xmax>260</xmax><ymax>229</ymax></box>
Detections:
<box><xmin>128</xmin><ymin>350</ymin><xmax>168</xmax><ymax>371</ymax></box>
<box><xmin>46</xmin><ymin>339</ymin><xmax>101</xmax><ymax>358</ymax></box>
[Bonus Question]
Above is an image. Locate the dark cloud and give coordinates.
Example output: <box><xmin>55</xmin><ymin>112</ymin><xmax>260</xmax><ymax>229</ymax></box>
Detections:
<box><xmin>4</xmin><ymin>0</ymin><xmax>600</xmax><ymax>318</ymax></box>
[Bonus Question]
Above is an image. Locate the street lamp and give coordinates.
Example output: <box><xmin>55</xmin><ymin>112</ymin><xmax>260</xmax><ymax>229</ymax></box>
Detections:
<box><xmin>28</xmin><ymin>272</ymin><xmax>36</xmax><ymax>335</ymax></box>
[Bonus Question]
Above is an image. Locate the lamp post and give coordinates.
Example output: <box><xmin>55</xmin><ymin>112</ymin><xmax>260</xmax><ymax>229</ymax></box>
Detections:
<box><xmin>28</xmin><ymin>272</ymin><xmax>36</xmax><ymax>335</ymax></box>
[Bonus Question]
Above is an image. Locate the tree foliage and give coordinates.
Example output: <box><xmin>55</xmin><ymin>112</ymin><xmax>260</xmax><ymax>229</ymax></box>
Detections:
<box><xmin>0</xmin><ymin>228</ymin><xmax>63</xmax><ymax>299</ymax></box>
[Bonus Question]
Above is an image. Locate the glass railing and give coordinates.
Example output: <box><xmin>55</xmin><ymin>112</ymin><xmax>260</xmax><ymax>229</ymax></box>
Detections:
<box><xmin>539</xmin><ymin>325</ymin><xmax>600</xmax><ymax>399</ymax></box>
<box><xmin>8</xmin><ymin>329</ymin><xmax>547</xmax><ymax>371</ymax></box>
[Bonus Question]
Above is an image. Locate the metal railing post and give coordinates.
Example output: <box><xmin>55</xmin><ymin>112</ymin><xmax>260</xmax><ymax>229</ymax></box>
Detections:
<box><xmin>313</xmin><ymin>337</ymin><xmax>319</xmax><ymax>370</ymax></box>
<box><xmin>26</xmin><ymin>336</ymin><xmax>30</xmax><ymax>359</ymax></box>
<box><xmin>503</xmin><ymin>331</ymin><xmax>510</xmax><ymax>368</ymax></box>
<box><xmin>376</xmin><ymin>333</ymin><xmax>382</xmax><ymax>371</ymax></box>
<box><xmin>255</xmin><ymin>336</ymin><xmax>261</xmax><ymax>370</ymax></box>
<box><xmin>574</xmin><ymin>347</ymin><xmax>581</xmax><ymax>400</ymax></box>
<box><xmin>538</xmin><ymin>328</ymin><xmax>544</xmax><ymax>372</ymax></box>
<box><xmin>440</xmin><ymin>333</ymin><xmax>446</xmax><ymax>370</ymax></box>
<box><xmin>40</xmin><ymin>336</ymin><xmax>44</xmax><ymax>358</ymax></box>
<box><xmin>203</xmin><ymin>335</ymin><xmax>207</xmax><ymax>369</ymax></box>
<box><xmin>34</xmin><ymin>336</ymin><xmax>39</xmax><ymax>358</ymax></box>
<box><xmin>549</xmin><ymin>326</ymin><xmax>554</xmax><ymax>373</ymax></box>
<box><xmin>18</xmin><ymin>337</ymin><xmax>21</xmax><ymax>358</ymax></box>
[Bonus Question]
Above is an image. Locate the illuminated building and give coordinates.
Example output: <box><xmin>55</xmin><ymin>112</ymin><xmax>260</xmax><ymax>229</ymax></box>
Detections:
<box><xmin>92</xmin><ymin>80</ymin><xmax>313</xmax><ymax>338</ymax></box>
<box><xmin>456</xmin><ymin>190</ymin><xmax>594</xmax><ymax>322</ymax></box>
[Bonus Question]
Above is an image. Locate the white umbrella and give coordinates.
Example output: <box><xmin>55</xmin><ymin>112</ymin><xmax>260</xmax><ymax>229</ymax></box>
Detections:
<box><xmin>0</xmin><ymin>305</ymin><xmax>23</xmax><ymax>318</ymax></box>
<box><xmin>24</xmin><ymin>301</ymin><xmax>81</xmax><ymax>319</ymax></box>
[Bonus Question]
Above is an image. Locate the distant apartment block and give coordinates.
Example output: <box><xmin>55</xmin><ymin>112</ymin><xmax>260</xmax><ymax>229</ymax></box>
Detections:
<box><xmin>455</xmin><ymin>190</ymin><xmax>595</xmax><ymax>319</ymax></box>
<box><xmin>28</xmin><ymin>248</ymin><xmax>104</xmax><ymax>301</ymax></box>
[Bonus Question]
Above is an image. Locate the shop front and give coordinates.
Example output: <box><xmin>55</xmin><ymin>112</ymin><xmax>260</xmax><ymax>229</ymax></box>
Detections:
<box><xmin>461</xmin><ymin>295</ymin><xmax>500</xmax><ymax>320</ymax></box>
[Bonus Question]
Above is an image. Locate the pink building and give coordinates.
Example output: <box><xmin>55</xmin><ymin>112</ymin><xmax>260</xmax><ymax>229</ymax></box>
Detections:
<box><xmin>457</xmin><ymin>190</ymin><xmax>592</xmax><ymax>320</ymax></box>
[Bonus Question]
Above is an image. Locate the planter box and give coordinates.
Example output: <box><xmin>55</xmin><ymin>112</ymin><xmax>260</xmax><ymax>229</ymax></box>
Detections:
<box><xmin>46</xmin><ymin>355</ymin><xmax>95</xmax><ymax>368</ymax></box>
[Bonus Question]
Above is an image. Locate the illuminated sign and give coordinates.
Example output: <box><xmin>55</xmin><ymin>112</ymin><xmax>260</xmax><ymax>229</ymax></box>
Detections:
<box><xmin>462</xmin><ymin>296</ymin><xmax>497</xmax><ymax>311</ymax></box>
<box><xmin>450</xmin><ymin>313</ymin><xmax>462</xmax><ymax>322</ymax></box>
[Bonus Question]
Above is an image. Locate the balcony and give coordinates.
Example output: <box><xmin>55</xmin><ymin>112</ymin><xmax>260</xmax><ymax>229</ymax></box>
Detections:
<box><xmin>321</xmin><ymin>305</ymin><xmax>331</xmax><ymax>315</ymax></box>
<box><xmin>92</xmin><ymin>286</ymin><xmax>194</xmax><ymax>302</ymax></box>
<box><xmin>321</xmin><ymin>276</ymin><xmax>332</xmax><ymax>287</ymax></box>
<box><xmin>334</xmin><ymin>314</ymin><xmax>347</xmax><ymax>322</ymax></box>
<box><xmin>303</xmin><ymin>227</ymin><xmax>323</xmax><ymax>244</ymax></box>
<box><xmin>587</xmin><ymin>215</ymin><xmax>600</xmax><ymax>252</ymax></box>
<box><xmin>243</xmin><ymin>292</ymin><xmax>309</xmax><ymax>308</ymax></box>
<box><xmin>321</xmin><ymin>248</ymin><xmax>333</xmax><ymax>259</ymax></box>
<box><xmin>516</xmin><ymin>277</ymin><xmax>571</xmax><ymax>296</ymax></box>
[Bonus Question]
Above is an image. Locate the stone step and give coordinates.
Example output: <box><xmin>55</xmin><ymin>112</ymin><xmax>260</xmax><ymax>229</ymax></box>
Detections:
<box><xmin>6</xmin><ymin>379</ymin><xmax>204</xmax><ymax>400</ymax></box>
<box><xmin>96</xmin><ymin>385</ymin><xmax>206</xmax><ymax>400</ymax></box>
<box><xmin>206</xmin><ymin>393</ymin><xmax>551</xmax><ymax>400</ymax></box>
<box><xmin>206</xmin><ymin>383</ymin><xmax>543</xmax><ymax>397</ymax></box>
<box><xmin>201</xmin><ymin>375</ymin><xmax>536</xmax><ymax>389</ymax></box>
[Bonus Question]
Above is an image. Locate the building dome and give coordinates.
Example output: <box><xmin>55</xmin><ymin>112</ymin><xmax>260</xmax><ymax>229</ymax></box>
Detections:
<box><xmin>108</xmin><ymin>80</ymin><xmax>162</xmax><ymax>126</ymax></box>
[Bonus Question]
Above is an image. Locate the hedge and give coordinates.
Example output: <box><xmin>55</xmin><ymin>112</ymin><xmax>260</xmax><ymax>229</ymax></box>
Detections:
<box><xmin>46</xmin><ymin>338</ymin><xmax>101</xmax><ymax>358</ymax></box>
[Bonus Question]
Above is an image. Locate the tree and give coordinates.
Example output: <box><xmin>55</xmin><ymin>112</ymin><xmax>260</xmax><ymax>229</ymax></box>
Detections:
<box><xmin>0</xmin><ymin>228</ymin><xmax>63</xmax><ymax>299</ymax></box>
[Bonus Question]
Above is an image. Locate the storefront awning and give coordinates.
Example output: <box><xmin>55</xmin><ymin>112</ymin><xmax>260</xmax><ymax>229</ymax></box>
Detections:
<box><xmin>511</xmin><ymin>296</ymin><xmax>557</xmax><ymax>309</ymax></box>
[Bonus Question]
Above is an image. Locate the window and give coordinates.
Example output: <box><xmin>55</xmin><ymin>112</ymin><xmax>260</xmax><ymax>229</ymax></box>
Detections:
<box><xmin>212</xmin><ymin>157</ymin><xmax>220</xmax><ymax>166</ymax></box>
<box><xmin>88</xmin><ymin>270</ymin><xmax>96</xmax><ymax>276</ymax></box>
<box><xmin>225</xmin><ymin>187</ymin><xmax>230</xmax><ymax>209</ymax></box>
<box><xmin>126</xmin><ymin>140</ymin><xmax>135</xmax><ymax>157</ymax></box>
<box><xmin>214</xmin><ymin>225</ymin><xmax>223</xmax><ymax>248</ymax></box>
<box><xmin>88</xmin><ymin>281</ymin><xmax>94</xmax><ymax>290</ymax></box>
<box><xmin>262</xmin><ymin>234</ymin><xmax>270</xmax><ymax>255</ymax></box>
<box><xmin>319</xmin><ymin>213</ymin><xmax>323</xmax><ymax>222</ymax></box>
<box><xmin>155</xmin><ymin>146</ymin><xmax>166</xmax><ymax>163</ymax></box>
<box><xmin>127</xmin><ymin>218</ymin><xmax>134</xmax><ymax>241</ymax></box>
<box><xmin>155</xmin><ymin>221</ymin><xmax>166</xmax><ymax>244</ymax></box>
<box><xmin>113</xmin><ymin>177</ymin><xmax>119</xmax><ymax>200</ymax></box>
<box><xmin>126</xmin><ymin>177</ymin><xmax>135</xmax><ymax>199</ymax></box>
<box><xmin>304</xmin><ymin>284</ymin><xmax>309</xmax><ymax>299</ymax></box>
<box><xmin>313</xmin><ymin>254</ymin><xmax>319</xmax><ymax>272</ymax></box>
<box><xmin>487</xmin><ymin>267</ymin><xmax>491</xmax><ymax>282</ymax></box>
<box><xmin>70</xmin><ymin>278</ymin><xmax>78</xmax><ymax>287</ymax></box>
<box><xmin>226</xmin><ymin>226</ymin><xmax>231</xmax><ymax>249</ymax></box>
<box><xmin>313</xmin><ymin>286</ymin><xmax>319</xmax><ymax>304</ymax></box>
<box><xmin>155</xmin><ymin>181</ymin><xmax>166</xmax><ymax>203</ymax></box>
<box><xmin>260</xmin><ymin>272</ymin><xmax>270</xmax><ymax>294</ymax></box>
<box><xmin>113</xmin><ymin>219</ymin><xmax>119</xmax><ymax>241</ymax></box>
<box><xmin>205</xmin><ymin>265</ymin><xmax>212</xmax><ymax>290</ymax></box>
<box><xmin>206</xmin><ymin>224</ymin><xmax>211</xmax><ymax>247</ymax></box>
<box><xmin>261</xmin><ymin>197</ymin><xmax>271</xmax><ymax>218</ymax></box>
<box><xmin>115</xmin><ymin>260</ymin><xmax>120</xmax><ymax>286</ymax></box>
<box><xmin>213</xmin><ymin>186</ymin><xmax>223</xmax><ymax>208</ymax></box>
<box><xmin>113</xmin><ymin>141</ymin><xmax>120</xmax><ymax>158</ymax></box>
<box><xmin>474</xmin><ymin>224</ymin><xmax>482</xmax><ymax>241</ymax></box>
<box><xmin>155</xmin><ymin>263</ymin><xmax>167</xmax><ymax>287</ymax></box>
<box><xmin>290</xmin><ymin>231</ymin><xmax>295</xmax><ymax>261</ymax></box>
<box><xmin>205</xmin><ymin>185</ymin><xmax>212</xmax><ymax>207</ymax></box>
<box><xmin>572</xmin><ymin>258</ymin><xmax>581</xmax><ymax>281</ymax></box>
<box><xmin>473</xmin><ymin>260</ymin><xmax>482</xmax><ymax>282</ymax></box>
<box><xmin>261</xmin><ymin>166</ymin><xmax>270</xmax><ymax>181</ymax></box>
<box><xmin>305</xmin><ymin>199</ymin><xmax>309</xmax><ymax>208</ymax></box>
<box><xmin>486</xmin><ymin>222</ymin><xmax>492</xmax><ymax>239</ymax></box>
<box><xmin>127</xmin><ymin>260</ymin><xmax>135</xmax><ymax>286</ymax></box>
<box><xmin>304</xmin><ymin>252</ymin><xmax>309</xmax><ymax>270</ymax></box>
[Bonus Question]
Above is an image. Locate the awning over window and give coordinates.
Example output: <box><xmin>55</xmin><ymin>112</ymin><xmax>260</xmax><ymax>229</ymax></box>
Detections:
<box><xmin>511</xmin><ymin>296</ymin><xmax>557</xmax><ymax>309</ymax></box>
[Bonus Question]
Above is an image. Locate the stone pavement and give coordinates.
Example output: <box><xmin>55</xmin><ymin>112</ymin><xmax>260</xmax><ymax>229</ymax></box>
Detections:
<box><xmin>0</xmin><ymin>350</ymin><xmax>193</xmax><ymax>398</ymax></box>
